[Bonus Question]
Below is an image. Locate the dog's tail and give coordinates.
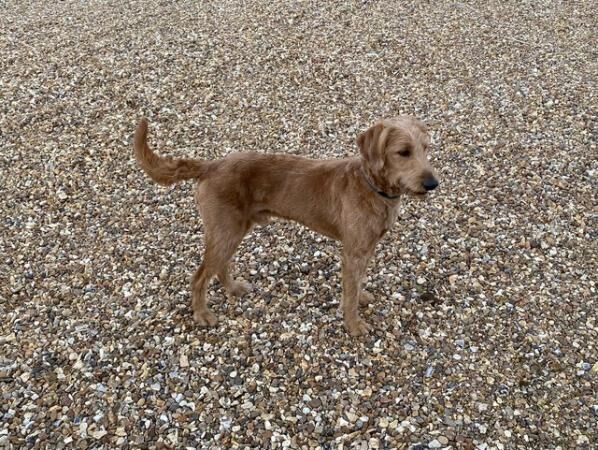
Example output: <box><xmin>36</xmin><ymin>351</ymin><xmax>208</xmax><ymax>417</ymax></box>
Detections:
<box><xmin>133</xmin><ymin>118</ymin><xmax>211</xmax><ymax>186</ymax></box>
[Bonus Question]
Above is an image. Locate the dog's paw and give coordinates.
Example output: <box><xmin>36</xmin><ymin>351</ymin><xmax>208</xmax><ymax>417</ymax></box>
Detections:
<box><xmin>228</xmin><ymin>280</ymin><xmax>252</xmax><ymax>298</ymax></box>
<box><xmin>193</xmin><ymin>309</ymin><xmax>218</xmax><ymax>327</ymax></box>
<box><xmin>345</xmin><ymin>318</ymin><xmax>371</xmax><ymax>337</ymax></box>
<box><xmin>359</xmin><ymin>290</ymin><xmax>374</xmax><ymax>306</ymax></box>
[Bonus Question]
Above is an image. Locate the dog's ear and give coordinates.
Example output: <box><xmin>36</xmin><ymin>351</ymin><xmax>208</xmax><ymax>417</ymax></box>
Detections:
<box><xmin>357</xmin><ymin>123</ymin><xmax>390</xmax><ymax>172</ymax></box>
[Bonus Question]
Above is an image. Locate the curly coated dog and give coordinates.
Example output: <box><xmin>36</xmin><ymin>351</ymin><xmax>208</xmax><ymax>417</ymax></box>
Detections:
<box><xmin>134</xmin><ymin>116</ymin><xmax>439</xmax><ymax>336</ymax></box>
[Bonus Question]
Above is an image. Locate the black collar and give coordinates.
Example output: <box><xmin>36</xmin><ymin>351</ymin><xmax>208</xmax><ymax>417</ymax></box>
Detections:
<box><xmin>361</xmin><ymin>169</ymin><xmax>400</xmax><ymax>200</ymax></box>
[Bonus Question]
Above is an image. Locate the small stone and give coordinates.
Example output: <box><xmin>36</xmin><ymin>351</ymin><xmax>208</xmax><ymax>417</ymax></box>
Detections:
<box><xmin>410</xmin><ymin>445</ymin><xmax>426</xmax><ymax>450</ymax></box>
<box><xmin>308</xmin><ymin>398</ymin><xmax>322</xmax><ymax>409</ymax></box>
<box><xmin>246</xmin><ymin>380</ymin><xmax>257</xmax><ymax>393</ymax></box>
<box><xmin>420</xmin><ymin>292</ymin><xmax>437</xmax><ymax>302</ymax></box>
<box><xmin>90</xmin><ymin>429</ymin><xmax>107</xmax><ymax>440</ymax></box>
<box><xmin>179</xmin><ymin>353</ymin><xmax>189</xmax><ymax>368</ymax></box>
<box><xmin>428</xmin><ymin>439</ymin><xmax>442</xmax><ymax>448</ymax></box>
<box><xmin>346</xmin><ymin>411</ymin><xmax>358</xmax><ymax>422</ymax></box>
<box><xmin>337</xmin><ymin>417</ymin><xmax>349</xmax><ymax>428</ymax></box>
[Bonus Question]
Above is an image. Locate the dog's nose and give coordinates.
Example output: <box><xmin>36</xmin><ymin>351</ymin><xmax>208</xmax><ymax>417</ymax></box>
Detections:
<box><xmin>422</xmin><ymin>177</ymin><xmax>439</xmax><ymax>191</ymax></box>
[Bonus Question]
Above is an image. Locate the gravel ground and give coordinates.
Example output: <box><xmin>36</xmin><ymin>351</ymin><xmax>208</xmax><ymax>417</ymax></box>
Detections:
<box><xmin>1</xmin><ymin>1</ymin><xmax>596</xmax><ymax>449</ymax></box>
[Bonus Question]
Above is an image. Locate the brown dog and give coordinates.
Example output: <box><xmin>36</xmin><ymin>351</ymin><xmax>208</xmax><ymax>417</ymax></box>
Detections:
<box><xmin>134</xmin><ymin>116</ymin><xmax>439</xmax><ymax>336</ymax></box>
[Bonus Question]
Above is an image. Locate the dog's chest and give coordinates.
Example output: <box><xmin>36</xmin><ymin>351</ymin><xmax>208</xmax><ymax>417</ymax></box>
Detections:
<box><xmin>385</xmin><ymin>204</ymin><xmax>400</xmax><ymax>230</ymax></box>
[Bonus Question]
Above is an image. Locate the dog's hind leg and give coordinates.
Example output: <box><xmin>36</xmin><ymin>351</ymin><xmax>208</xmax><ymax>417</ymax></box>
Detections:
<box><xmin>191</xmin><ymin>216</ymin><xmax>249</xmax><ymax>327</ymax></box>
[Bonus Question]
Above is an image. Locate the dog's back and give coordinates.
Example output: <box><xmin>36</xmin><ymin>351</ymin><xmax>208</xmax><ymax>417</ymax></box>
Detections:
<box><xmin>198</xmin><ymin>152</ymin><xmax>360</xmax><ymax>240</ymax></box>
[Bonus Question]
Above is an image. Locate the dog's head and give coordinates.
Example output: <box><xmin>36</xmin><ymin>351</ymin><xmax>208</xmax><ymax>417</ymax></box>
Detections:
<box><xmin>357</xmin><ymin>116</ymin><xmax>439</xmax><ymax>198</ymax></box>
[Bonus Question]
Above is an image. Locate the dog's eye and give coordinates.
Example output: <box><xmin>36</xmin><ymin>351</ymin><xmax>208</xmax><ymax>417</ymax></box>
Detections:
<box><xmin>398</xmin><ymin>149</ymin><xmax>411</xmax><ymax>157</ymax></box>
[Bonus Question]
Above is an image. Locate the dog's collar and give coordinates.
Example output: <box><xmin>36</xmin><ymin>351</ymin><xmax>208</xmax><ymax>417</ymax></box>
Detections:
<box><xmin>361</xmin><ymin>169</ymin><xmax>400</xmax><ymax>200</ymax></box>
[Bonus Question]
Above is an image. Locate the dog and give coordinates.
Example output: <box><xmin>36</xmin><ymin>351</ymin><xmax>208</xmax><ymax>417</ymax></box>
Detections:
<box><xmin>134</xmin><ymin>116</ymin><xmax>439</xmax><ymax>336</ymax></box>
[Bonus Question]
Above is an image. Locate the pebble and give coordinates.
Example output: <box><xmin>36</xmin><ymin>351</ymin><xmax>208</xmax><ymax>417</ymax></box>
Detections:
<box><xmin>179</xmin><ymin>353</ymin><xmax>189</xmax><ymax>368</ymax></box>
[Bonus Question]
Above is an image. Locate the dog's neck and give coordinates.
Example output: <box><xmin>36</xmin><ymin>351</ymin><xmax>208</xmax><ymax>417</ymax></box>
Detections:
<box><xmin>360</xmin><ymin>168</ymin><xmax>400</xmax><ymax>200</ymax></box>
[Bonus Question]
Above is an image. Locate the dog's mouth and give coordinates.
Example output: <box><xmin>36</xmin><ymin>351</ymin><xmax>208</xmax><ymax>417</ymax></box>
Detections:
<box><xmin>396</xmin><ymin>181</ymin><xmax>428</xmax><ymax>198</ymax></box>
<box><xmin>407</xmin><ymin>189</ymin><xmax>428</xmax><ymax>198</ymax></box>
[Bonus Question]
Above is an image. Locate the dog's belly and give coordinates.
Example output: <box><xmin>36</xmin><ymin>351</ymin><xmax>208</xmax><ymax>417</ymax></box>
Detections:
<box><xmin>253</xmin><ymin>208</ymin><xmax>341</xmax><ymax>241</ymax></box>
<box><xmin>293</xmin><ymin>216</ymin><xmax>341</xmax><ymax>241</ymax></box>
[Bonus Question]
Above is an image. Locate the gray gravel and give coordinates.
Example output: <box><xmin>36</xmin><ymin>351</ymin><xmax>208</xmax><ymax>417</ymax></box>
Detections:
<box><xmin>1</xmin><ymin>1</ymin><xmax>596</xmax><ymax>449</ymax></box>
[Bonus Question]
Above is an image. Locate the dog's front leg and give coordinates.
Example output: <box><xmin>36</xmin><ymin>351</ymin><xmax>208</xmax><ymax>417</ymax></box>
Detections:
<box><xmin>341</xmin><ymin>247</ymin><xmax>374</xmax><ymax>336</ymax></box>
